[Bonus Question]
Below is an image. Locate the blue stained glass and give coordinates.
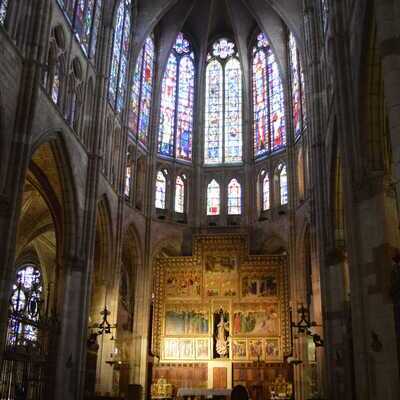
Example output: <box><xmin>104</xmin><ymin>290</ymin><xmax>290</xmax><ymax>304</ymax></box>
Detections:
<box><xmin>176</xmin><ymin>56</ymin><xmax>194</xmax><ymax>160</ymax></box>
<box><xmin>205</xmin><ymin>38</ymin><xmax>242</xmax><ymax>165</ymax></box>
<box><xmin>0</xmin><ymin>0</ymin><xmax>9</xmax><ymax>25</ymax></box>
<box><xmin>138</xmin><ymin>37</ymin><xmax>154</xmax><ymax>144</ymax></box>
<box><xmin>129</xmin><ymin>36</ymin><xmax>154</xmax><ymax>145</ymax></box>
<box><xmin>224</xmin><ymin>58</ymin><xmax>242</xmax><ymax>163</ymax></box>
<box><xmin>205</xmin><ymin>60</ymin><xmax>223</xmax><ymax>164</ymax></box>
<box><xmin>174</xmin><ymin>32</ymin><xmax>190</xmax><ymax>54</ymax></box>
<box><xmin>7</xmin><ymin>264</ymin><xmax>43</xmax><ymax>346</ymax></box>
<box><xmin>157</xmin><ymin>32</ymin><xmax>194</xmax><ymax>161</ymax></box>
<box><xmin>158</xmin><ymin>54</ymin><xmax>177</xmax><ymax>156</ymax></box>
<box><xmin>109</xmin><ymin>0</ymin><xmax>131</xmax><ymax>112</ymax></box>
<box><xmin>257</xmin><ymin>32</ymin><xmax>270</xmax><ymax>49</ymax></box>
<box><xmin>128</xmin><ymin>48</ymin><xmax>143</xmax><ymax>136</ymax></box>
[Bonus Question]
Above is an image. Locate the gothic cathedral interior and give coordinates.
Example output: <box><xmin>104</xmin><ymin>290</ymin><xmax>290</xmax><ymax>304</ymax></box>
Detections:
<box><xmin>0</xmin><ymin>1</ymin><xmax>399</xmax><ymax>400</ymax></box>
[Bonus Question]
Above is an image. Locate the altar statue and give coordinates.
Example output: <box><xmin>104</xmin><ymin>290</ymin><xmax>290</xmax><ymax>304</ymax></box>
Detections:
<box><xmin>215</xmin><ymin>309</ymin><xmax>229</xmax><ymax>357</ymax></box>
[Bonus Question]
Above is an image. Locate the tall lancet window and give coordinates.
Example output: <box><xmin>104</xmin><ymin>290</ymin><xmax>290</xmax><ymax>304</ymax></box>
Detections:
<box><xmin>158</xmin><ymin>33</ymin><xmax>195</xmax><ymax>161</ymax></box>
<box><xmin>253</xmin><ymin>33</ymin><xmax>286</xmax><ymax>158</ymax></box>
<box><xmin>0</xmin><ymin>0</ymin><xmax>9</xmax><ymax>25</ymax></box>
<box><xmin>108</xmin><ymin>0</ymin><xmax>132</xmax><ymax>112</ymax></box>
<box><xmin>227</xmin><ymin>179</ymin><xmax>241</xmax><ymax>215</ymax></box>
<box><xmin>207</xmin><ymin>179</ymin><xmax>220</xmax><ymax>216</ymax></box>
<box><xmin>279</xmin><ymin>164</ymin><xmax>288</xmax><ymax>205</ymax></box>
<box><xmin>129</xmin><ymin>35</ymin><xmax>154</xmax><ymax>146</ymax></box>
<box><xmin>289</xmin><ymin>32</ymin><xmax>306</xmax><ymax>138</ymax></box>
<box><xmin>263</xmin><ymin>173</ymin><xmax>270</xmax><ymax>211</ymax></box>
<box><xmin>74</xmin><ymin>0</ymin><xmax>103</xmax><ymax>57</ymax></box>
<box><xmin>175</xmin><ymin>175</ymin><xmax>185</xmax><ymax>213</ymax></box>
<box><xmin>155</xmin><ymin>170</ymin><xmax>167</xmax><ymax>209</ymax></box>
<box><xmin>205</xmin><ymin>38</ymin><xmax>242</xmax><ymax>164</ymax></box>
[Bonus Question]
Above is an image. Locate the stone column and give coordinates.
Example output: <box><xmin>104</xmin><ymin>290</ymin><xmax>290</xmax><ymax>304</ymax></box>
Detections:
<box><xmin>0</xmin><ymin>0</ymin><xmax>51</xmax><ymax>363</ymax></box>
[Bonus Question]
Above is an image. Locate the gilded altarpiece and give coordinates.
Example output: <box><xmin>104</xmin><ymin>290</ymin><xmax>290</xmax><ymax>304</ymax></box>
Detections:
<box><xmin>152</xmin><ymin>235</ymin><xmax>290</xmax><ymax>365</ymax></box>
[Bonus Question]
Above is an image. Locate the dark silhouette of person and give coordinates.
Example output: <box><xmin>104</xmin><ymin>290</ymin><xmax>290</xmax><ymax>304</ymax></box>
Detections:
<box><xmin>231</xmin><ymin>384</ymin><xmax>249</xmax><ymax>400</ymax></box>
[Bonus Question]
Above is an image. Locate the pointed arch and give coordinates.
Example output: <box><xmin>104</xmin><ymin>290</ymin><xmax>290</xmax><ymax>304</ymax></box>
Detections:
<box><xmin>158</xmin><ymin>32</ymin><xmax>195</xmax><ymax>161</ymax></box>
<box><xmin>205</xmin><ymin>38</ymin><xmax>242</xmax><ymax>164</ymax></box>
<box><xmin>227</xmin><ymin>178</ymin><xmax>241</xmax><ymax>215</ymax></box>
<box><xmin>155</xmin><ymin>170</ymin><xmax>167</xmax><ymax>209</ymax></box>
<box><xmin>207</xmin><ymin>179</ymin><xmax>220</xmax><ymax>216</ymax></box>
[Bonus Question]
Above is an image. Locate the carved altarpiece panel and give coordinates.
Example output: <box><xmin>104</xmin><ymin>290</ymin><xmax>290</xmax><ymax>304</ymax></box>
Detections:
<box><xmin>152</xmin><ymin>235</ymin><xmax>290</xmax><ymax>364</ymax></box>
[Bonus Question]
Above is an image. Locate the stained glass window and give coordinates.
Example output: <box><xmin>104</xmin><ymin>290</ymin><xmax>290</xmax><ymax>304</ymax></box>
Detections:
<box><xmin>108</xmin><ymin>0</ymin><xmax>131</xmax><ymax>112</ymax></box>
<box><xmin>158</xmin><ymin>33</ymin><xmax>194</xmax><ymax>161</ymax></box>
<box><xmin>128</xmin><ymin>36</ymin><xmax>154</xmax><ymax>146</ymax></box>
<box><xmin>205</xmin><ymin>38</ymin><xmax>242</xmax><ymax>164</ymax></box>
<box><xmin>227</xmin><ymin>179</ymin><xmax>241</xmax><ymax>215</ymax></box>
<box><xmin>263</xmin><ymin>173</ymin><xmax>270</xmax><ymax>211</ymax></box>
<box><xmin>0</xmin><ymin>0</ymin><xmax>9</xmax><ymax>25</ymax></box>
<box><xmin>74</xmin><ymin>0</ymin><xmax>102</xmax><ymax>56</ymax></box>
<box><xmin>253</xmin><ymin>33</ymin><xmax>286</xmax><ymax>158</ymax></box>
<box><xmin>57</xmin><ymin>0</ymin><xmax>102</xmax><ymax>57</ymax></box>
<box><xmin>289</xmin><ymin>32</ymin><xmax>306</xmax><ymax>139</ymax></box>
<box><xmin>7</xmin><ymin>264</ymin><xmax>43</xmax><ymax>346</ymax></box>
<box><xmin>279</xmin><ymin>165</ymin><xmax>288</xmax><ymax>205</ymax></box>
<box><xmin>207</xmin><ymin>179</ymin><xmax>220</xmax><ymax>216</ymax></box>
<box><xmin>155</xmin><ymin>170</ymin><xmax>167</xmax><ymax>209</ymax></box>
<box><xmin>175</xmin><ymin>176</ymin><xmax>185</xmax><ymax>213</ymax></box>
<box><xmin>205</xmin><ymin>60</ymin><xmax>223</xmax><ymax>164</ymax></box>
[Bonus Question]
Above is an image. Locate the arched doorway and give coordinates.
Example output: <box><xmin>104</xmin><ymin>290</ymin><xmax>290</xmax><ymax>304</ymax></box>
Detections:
<box><xmin>0</xmin><ymin>142</ymin><xmax>66</xmax><ymax>399</ymax></box>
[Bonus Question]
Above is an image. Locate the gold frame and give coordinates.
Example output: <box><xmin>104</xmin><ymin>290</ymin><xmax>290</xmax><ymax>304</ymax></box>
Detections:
<box><xmin>152</xmin><ymin>235</ymin><xmax>290</xmax><ymax>361</ymax></box>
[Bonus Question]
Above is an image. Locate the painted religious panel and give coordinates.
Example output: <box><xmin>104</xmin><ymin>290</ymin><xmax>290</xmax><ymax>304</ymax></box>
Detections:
<box><xmin>164</xmin><ymin>338</ymin><xmax>180</xmax><ymax>359</ymax></box>
<box><xmin>196</xmin><ymin>338</ymin><xmax>210</xmax><ymax>360</ymax></box>
<box><xmin>165</xmin><ymin>270</ymin><xmax>201</xmax><ymax>298</ymax></box>
<box><xmin>165</xmin><ymin>305</ymin><xmax>209</xmax><ymax>336</ymax></box>
<box><xmin>205</xmin><ymin>275</ymin><xmax>237</xmax><ymax>297</ymax></box>
<box><xmin>232</xmin><ymin>339</ymin><xmax>247</xmax><ymax>360</ymax></box>
<box><xmin>179</xmin><ymin>339</ymin><xmax>195</xmax><ymax>359</ymax></box>
<box><xmin>248</xmin><ymin>339</ymin><xmax>263</xmax><ymax>360</ymax></box>
<box><xmin>232</xmin><ymin>303</ymin><xmax>280</xmax><ymax>336</ymax></box>
<box><xmin>265</xmin><ymin>338</ymin><xmax>281</xmax><ymax>360</ymax></box>
<box><xmin>241</xmin><ymin>273</ymin><xmax>278</xmax><ymax>299</ymax></box>
<box><xmin>205</xmin><ymin>254</ymin><xmax>238</xmax><ymax>272</ymax></box>
<box><xmin>204</xmin><ymin>254</ymin><xmax>238</xmax><ymax>298</ymax></box>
